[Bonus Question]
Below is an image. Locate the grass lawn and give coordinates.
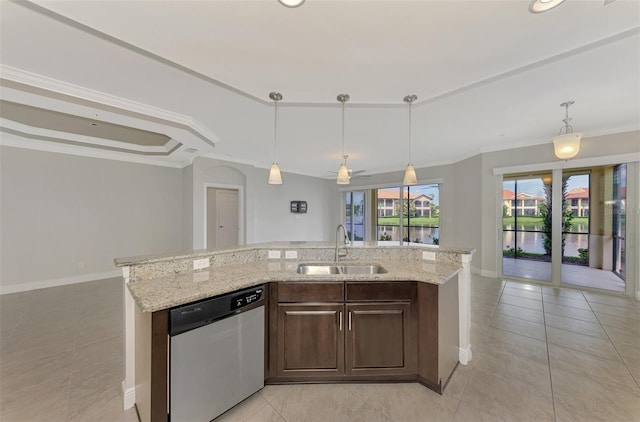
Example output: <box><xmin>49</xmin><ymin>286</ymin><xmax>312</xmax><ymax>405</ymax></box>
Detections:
<box><xmin>502</xmin><ymin>215</ymin><xmax>588</xmax><ymax>228</ymax></box>
<box><xmin>378</xmin><ymin>216</ymin><xmax>439</xmax><ymax>226</ymax></box>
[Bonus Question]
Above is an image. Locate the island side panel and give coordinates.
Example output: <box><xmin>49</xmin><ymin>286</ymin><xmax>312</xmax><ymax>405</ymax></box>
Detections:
<box><xmin>134</xmin><ymin>307</ymin><xmax>169</xmax><ymax>422</ymax></box>
<box><xmin>438</xmin><ymin>274</ymin><xmax>460</xmax><ymax>388</ymax></box>
<box><xmin>266</xmin><ymin>283</ymin><xmax>278</xmax><ymax>380</ymax></box>
<box><xmin>134</xmin><ymin>305</ymin><xmax>151</xmax><ymax>422</ymax></box>
<box><xmin>151</xmin><ymin>310</ymin><xmax>169</xmax><ymax>422</ymax></box>
<box><xmin>417</xmin><ymin>282</ymin><xmax>439</xmax><ymax>389</ymax></box>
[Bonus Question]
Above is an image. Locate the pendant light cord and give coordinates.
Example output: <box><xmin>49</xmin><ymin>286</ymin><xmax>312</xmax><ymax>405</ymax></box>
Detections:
<box><xmin>341</xmin><ymin>99</ymin><xmax>345</xmax><ymax>160</ymax></box>
<box><xmin>403</xmin><ymin>94</ymin><xmax>417</xmax><ymax>164</ymax></box>
<box><xmin>408</xmin><ymin>100</ymin><xmax>412</xmax><ymax>163</ymax></box>
<box><xmin>273</xmin><ymin>99</ymin><xmax>278</xmax><ymax>162</ymax></box>
<box><xmin>559</xmin><ymin>100</ymin><xmax>574</xmax><ymax>135</ymax></box>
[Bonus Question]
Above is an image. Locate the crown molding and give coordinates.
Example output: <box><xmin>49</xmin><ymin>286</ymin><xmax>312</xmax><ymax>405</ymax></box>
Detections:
<box><xmin>0</xmin><ymin>64</ymin><xmax>219</xmax><ymax>147</ymax></box>
<box><xmin>1</xmin><ymin>119</ymin><xmax>181</xmax><ymax>154</ymax></box>
<box><xmin>0</xmin><ymin>132</ymin><xmax>184</xmax><ymax>168</ymax></box>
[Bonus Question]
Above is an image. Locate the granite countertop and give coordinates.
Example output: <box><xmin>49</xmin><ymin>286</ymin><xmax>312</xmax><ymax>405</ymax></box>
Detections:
<box><xmin>115</xmin><ymin>241</ymin><xmax>474</xmax><ymax>267</ymax></box>
<box><xmin>127</xmin><ymin>259</ymin><xmax>462</xmax><ymax>313</ymax></box>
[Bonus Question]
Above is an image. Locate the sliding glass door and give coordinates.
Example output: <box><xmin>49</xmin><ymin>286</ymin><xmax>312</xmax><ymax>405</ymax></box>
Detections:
<box><xmin>502</xmin><ymin>174</ymin><xmax>552</xmax><ymax>282</ymax></box>
<box><xmin>502</xmin><ymin>164</ymin><xmax>628</xmax><ymax>292</ymax></box>
<box><xmin>613</xmin><ymin>164</ymin><xmax>626</xmax><ymax>279</ymax></box>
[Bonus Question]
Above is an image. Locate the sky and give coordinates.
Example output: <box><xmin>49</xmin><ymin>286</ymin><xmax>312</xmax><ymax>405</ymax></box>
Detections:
<box><xmin>504</xmin><ymin>174</ymin><xmax>589</xmax><ymax>198</ymax></box>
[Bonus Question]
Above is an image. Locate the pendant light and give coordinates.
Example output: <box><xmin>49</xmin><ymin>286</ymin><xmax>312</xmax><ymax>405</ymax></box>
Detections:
<box><xmin>403</xmin><ymin>94</ymin><xmax>418</xmax><ymax>186</ymax></box>
<box><xmin>551</xmin><ymin>101</ymin><xmax>583</xmax><ymax>160</ymax></box>
<box><xmin>268</xmin><ymin>92</ymin><xmax>283</xmax><ymax>184</ymax></box>
<box><xmin>336</xmin><ymin>94</ymin><xmax>351</xmax><ymax>185</ymax></box>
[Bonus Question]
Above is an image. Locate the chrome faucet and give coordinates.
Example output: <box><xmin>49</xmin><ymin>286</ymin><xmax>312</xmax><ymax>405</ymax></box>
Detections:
<box><xmin>335</xmin><ymin>224</ymin><xmax>348</xmax><ymax>263</ymax></box>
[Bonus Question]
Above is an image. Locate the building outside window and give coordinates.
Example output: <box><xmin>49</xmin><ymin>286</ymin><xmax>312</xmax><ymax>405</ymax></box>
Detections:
<box><xmin>376</xmin><ymin>184</ymin><xmax>440</xmax><ymax>245</ymax></box>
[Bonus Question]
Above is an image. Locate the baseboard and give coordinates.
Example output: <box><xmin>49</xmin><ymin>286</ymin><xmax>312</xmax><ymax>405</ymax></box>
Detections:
<box><xmin>0</xmin><ymin>269</ymin><xmax>121</xmax><ymax>294</ymax></box>
<box><xmin>459</xmin><ymin>346</ymin><xmax>472</xmax><ymax>365</ymax></box>
<box><xmin>122</xmin><ymin>380</ymin><xmax>136</xmax><ymax>410</ymax></box>
<box><xmin>480</xmin><ymin>269</ymin><xmax>498</xmax><ymax>278</ymax></box>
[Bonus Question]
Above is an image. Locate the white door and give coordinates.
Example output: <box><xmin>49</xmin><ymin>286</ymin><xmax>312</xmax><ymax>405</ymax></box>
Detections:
<box><xmin>207</xmin><ymin>188</ymin><xmax>239</xmax><ymax>249</ymax></box>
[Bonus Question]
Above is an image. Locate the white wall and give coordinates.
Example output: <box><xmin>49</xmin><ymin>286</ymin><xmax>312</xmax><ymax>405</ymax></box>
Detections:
<box><xmin>190</xmin><ymin>157</ymin><xmax>340</xmax><ymax>249</ymax></box>
<box><xmin>0</xmin><ymin>146</ymin><xmax>184</xmax><ymax>293</ymax></box>
<box><xmin>181</xmin><ymin>165</ymin><xmax>194</xmax><ymax>250</ymax></box>
<box><xmin>452</xmin><ymin>154</ymin><xmax>483</xmax><ymax>274</ymax></box>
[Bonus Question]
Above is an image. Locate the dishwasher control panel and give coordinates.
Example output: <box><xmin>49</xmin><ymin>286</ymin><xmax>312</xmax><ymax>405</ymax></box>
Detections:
<box><xmin>170</xmin><ymin>285</ymin><xmax>265</xmax><ymax>336</ymax></box>
<box><xmin>231</xmin><ymin>288</ymin><xmax>263</xmax><ymax>311</ymax></box>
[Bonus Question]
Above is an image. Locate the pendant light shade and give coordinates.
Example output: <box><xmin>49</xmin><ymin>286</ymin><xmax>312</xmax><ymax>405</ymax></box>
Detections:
<box><xmin>337</xmin><ymin>158</ymin><xmax>350</xmax><ymax>185</ymax></box>
<box><xmin>553</xmin><ymin>133</ymin><xmax>582</xmax><ymax>160</ymax></box>
<box><xmin>268</xmin><ymin>163</ymin><xmax>283</xmax><ymax>184</ymax></box>
<box><xmin>403</xmin><ymin>164</ymin><xmax>417</xmax><ymax>186</ymax></box>
<box><xmin>336</xmin><ymin>94</ymin><xmax>351</xmax><ymax>185</ymax></box>
<box><xmin>403</xmin><ymin>94</ymin><xmax>418</xmax><ymax>186</ymax></box>
<box><xmin>551</xmin><ymin>101</ymin><xmax>583</xmax><ymax>161</ymax></box>
<box><xmin>268</xmin><ymin>92</ymin><xmax>283</xmax><ymax>184</ymax></box>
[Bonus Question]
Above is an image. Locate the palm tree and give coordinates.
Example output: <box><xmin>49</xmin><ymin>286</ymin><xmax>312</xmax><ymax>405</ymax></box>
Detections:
<box><xmin>539</xmin><ymin>177</ymin><xmax>573</xmax><ymax>257</ymax></box>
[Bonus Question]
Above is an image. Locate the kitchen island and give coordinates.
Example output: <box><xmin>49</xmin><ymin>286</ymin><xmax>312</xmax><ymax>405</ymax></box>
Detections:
<box><xmin>116</xmin><ymin>242</ymin><xmax>474</xmax><ymax>421</ymax></box>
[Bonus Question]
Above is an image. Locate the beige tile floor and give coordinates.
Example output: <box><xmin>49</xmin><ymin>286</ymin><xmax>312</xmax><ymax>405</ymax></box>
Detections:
<box><xmin>503</xmin><ymin>257</ymin><xmax>625</xmax><ymax>292</ymax></box>
<box><xmin>1</xmin><ymin>276</ymin><xmax>639</xmax><ymax>422</ymax></box>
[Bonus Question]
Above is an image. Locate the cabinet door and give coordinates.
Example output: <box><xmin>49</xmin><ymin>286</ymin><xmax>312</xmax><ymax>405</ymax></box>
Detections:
<box><xmin>346</xmin><ymin>302</ymin><xmax>413</xmax><ymax>375</ymax></box>
<box><xmin>276</xmin><ymin>303</ymin><xmax>345</xmax><ymax>377</ymax></box>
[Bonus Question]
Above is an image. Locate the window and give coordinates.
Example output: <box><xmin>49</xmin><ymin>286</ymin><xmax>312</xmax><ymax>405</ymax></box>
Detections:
<box><xmin>376</xmin><ymin>184</ymin><xmax>440</xmax><ymax>245</ymax></box>
<box><xmin>345</xmin><ymin>191</ymin><xmax>365</xmax><ymax>243</ymax></box>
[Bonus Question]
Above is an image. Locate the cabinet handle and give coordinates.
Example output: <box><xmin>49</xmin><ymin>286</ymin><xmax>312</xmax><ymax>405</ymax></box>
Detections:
<box><xmin>348</xmin><ymin>311</ymin><xmax>352</xmax><ymax>331</ymax></box>
<box><xmin>339</xmin><ymin>311</ymin><xmax>343</xmax><ymax>331</ymax></box>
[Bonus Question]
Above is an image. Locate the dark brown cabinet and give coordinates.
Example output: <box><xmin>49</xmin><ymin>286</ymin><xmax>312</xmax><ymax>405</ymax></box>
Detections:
<box><xmin>268</xmin><ymin>282</ymin><xmax>418</xmax><ymax>383</ymax></box>
<box><xmin>276</xmin><ymin>303</ymin><xmax>344</xmax><ymax>377</ymax></box>
<box><xmin>346</xmin><ymin>302</ymin><xmax>412</xmax><ymax>375</ymax></box>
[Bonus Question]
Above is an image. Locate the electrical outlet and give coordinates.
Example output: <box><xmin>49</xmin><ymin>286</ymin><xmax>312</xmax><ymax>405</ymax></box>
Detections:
<box><xmin>193</xmin><ymin>258</ymin><xmax>210</xmax><ymax>270</ymax></box>
<box><xmin>422</xmin><ymin>251</ymin><xmax>436</xmax><ymax>261</ymax></box>
<box><xmin>268</xmin><ymin>250</ymin><xmax>281</xmax><ymax>259</ymax></box>
<box><xmin>285</xmin><ymin>250</ymin><xmax>298</xmax><ymax>259</ymax></box>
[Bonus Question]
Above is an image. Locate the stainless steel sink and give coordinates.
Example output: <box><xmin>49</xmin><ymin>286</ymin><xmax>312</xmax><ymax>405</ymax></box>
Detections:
<box><xmin>296</xmin><ymin>264</ymin><xmax>341</xmax><ymax>275</ymax></box>
<box><xmin>296</xmin><ymin>263</ymin><xmax>387</xmax><ymax>275</ymax></box>
<box><xmin>339</xmin><ymin>264</ymin><xmax>387</xmax><ymax>274</ymax></box>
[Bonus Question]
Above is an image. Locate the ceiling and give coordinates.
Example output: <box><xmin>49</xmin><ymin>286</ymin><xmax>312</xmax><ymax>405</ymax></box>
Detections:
<box><xmin>0</xmin><ymin>0</ymin><xmax>639</xmax><ymax>177</ymax></box>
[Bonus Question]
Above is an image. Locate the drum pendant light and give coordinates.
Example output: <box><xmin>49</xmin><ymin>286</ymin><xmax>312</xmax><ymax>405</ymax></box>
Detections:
<box><xmin>551</xmin><ymin>101</ymin><xmax>583</xmax><ymax>160</ymax></box>
<box><xmin>403</xmin><ymin>94</ymin><xmax>418</xmax><ymax>186</ymax></box>
<box><xmin>336</xmin><ymin>94</ymin><xmax>351</xmax><ymax>185</ymax></box>
<box><xmin>268</xmin><ymin>92</ymin><xmax>283</xmax><ymax>184</ymax></box>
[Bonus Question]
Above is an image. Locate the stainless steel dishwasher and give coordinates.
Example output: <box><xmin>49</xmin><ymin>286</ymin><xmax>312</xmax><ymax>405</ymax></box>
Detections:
<box><xmin>169</xmin><ymin>285</ymin><xmax>265</xmax><ymax>422</ymax></box>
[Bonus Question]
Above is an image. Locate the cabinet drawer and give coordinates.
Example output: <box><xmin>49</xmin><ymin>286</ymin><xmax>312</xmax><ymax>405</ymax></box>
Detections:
<box><xmin>346</xmin><ymin>282</ymin><xmax>415</xmax><ymax>302</ymax></box>
<box><xmin>278</xmin><ymin>282</ymin><xmax>344</xmax><ymax>302</ymax></box>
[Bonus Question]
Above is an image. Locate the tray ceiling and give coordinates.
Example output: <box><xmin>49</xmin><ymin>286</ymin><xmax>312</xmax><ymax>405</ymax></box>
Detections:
<box><xmin>0</xmin><ymin>0</ymin><xmax>638</xmax><ymax>175</ymax></box>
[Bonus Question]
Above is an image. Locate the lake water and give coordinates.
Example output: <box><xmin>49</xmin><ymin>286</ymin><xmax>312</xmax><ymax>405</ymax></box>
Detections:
<box><xmin>378</xmin><ymin>226</ymin><xmax>439</xmax><ymax>245</ymax></box>
<box><xmin>376</xmin><ymin>222</ymin><xmax>588</xmax><ymax>255</ymax></box>
<box><xmin>503</xmin><ymin>221</ymin><xmax>588</xmax><ymax>257</ymax></box>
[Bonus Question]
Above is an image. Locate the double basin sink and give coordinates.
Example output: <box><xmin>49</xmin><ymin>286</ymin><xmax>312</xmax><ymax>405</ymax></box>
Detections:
<box><xmin>296</xmin><ymin>263</ymin><xmax>387</xmax><ymax>275</ymax></box>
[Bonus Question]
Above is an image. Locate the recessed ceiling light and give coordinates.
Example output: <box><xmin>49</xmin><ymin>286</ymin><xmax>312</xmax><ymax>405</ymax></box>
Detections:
<box><xmin>184</xmin><ymin>148</ymin><xmax>198</xmax><ymax>153</ymax></box>
<box><xmin>277</xmin><ymin>0</ymin><xmax>305</xmax><ymax>8</ymax></box>
<box><xmin>529</xmin><ymin>0</ymin><xmax>566</xmax><ymax>13</ymax></box>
